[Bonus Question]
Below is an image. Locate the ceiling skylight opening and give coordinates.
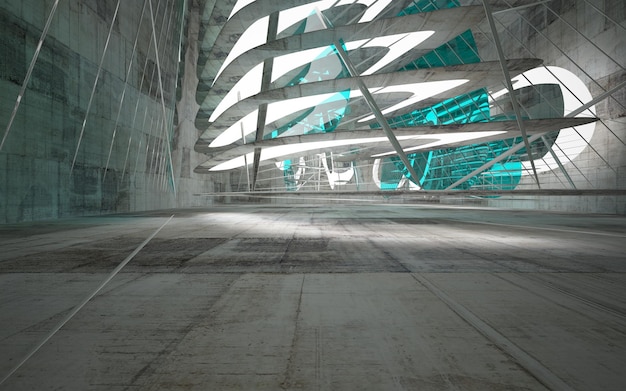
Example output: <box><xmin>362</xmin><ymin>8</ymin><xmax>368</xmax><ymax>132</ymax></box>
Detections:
<box><xmin>210</xmin><ymin>63</ymin><xmax>263</xmax><ymax>122</ymax></box>
<box><xmin>272</xmin><ymin>47</ymin><xmax>329</xmax><ymax>82</ymax></box>
<box><xmin>358</xmin><ymin>79</ymin><xmax>469</xmax><ymax>122</ymax></box>
<box><xmin>363</xmin><ymin>33</ymin><xmax>408</xmax><ymax>48</ymax></box>
<box><xmin>371</xmin><ymin>131</ymin><xmax>508</xmax><ymax>157</ymax></box>
<box><xmin>344</xmin><ymin>39</ymin><xmax>369</xmax><ymax>51</ymax></box>
<box><xmin>209</xmin><ymin>154</ymin><xmax>252</xmax><ymax>171</ymax></box>
<box><xmin>213</xmin><ymin>16</ymin><xmax>268</xmax><ymax>85</ymax></box>
<box><xmin>277</xmin><ymin>0</ymin><xmax>337</xmax><ymax>34</ymax></box>
<box><xmin>491</xmin><ymin>66</ymin><xmax>596</xmax><ymax>174</ymax></box>
<box><xmin>209</xmin><ymin>109</ymin><xmax>259</xmax><ymax>148</ymax></box>
<box><xmin>266</xmin><ymin>92</ymin><xmax>351</xmax><ymax>124</ymax></box>
<box><xmin>212</xmin><ymin>92</ymin><xmax>350</xmax><ymax>149</ymax></box>
<box><xmin>210</xmin><ymin>80</ymin><xmax>471</xmax><ymax>148</ymax></box>
<box><xmin>209</xmin><ymin>134</ymin><xmax>425</xmax><ymax>171</ymax></box>
<box><xmin>228</xmin><ymin>0</ymin><xmax>257</xmax><ymax>20</ymax></box>
<box><xmin>275</xmin><ymin>0</ymin><xmax>393</xmax><ymax>35</ymax></box>
<box><xmin>335</xmin><ymin>0</ymin><xmax>358</xmax><ymax>6</ymax></box>
<box><xmin>361</xmin><ymin>31</ymin><xmax>435</xmax><ymax>75</ymax></box>
<box><xmin>358</xmin><ymin>0</ymin><xmax>394</xmax><ymax>22</ymax></box>
<box><xmin>272</xmin><ymin>39</ymin><xmax>368</xmax><ymax>83</ymax></box>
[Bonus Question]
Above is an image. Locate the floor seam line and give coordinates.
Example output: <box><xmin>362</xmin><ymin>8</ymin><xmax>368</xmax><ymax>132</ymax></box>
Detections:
<box><xmin>411</xmin><ymin>273</ymin><xmax>576</xmax><ymax>391</ymax></box>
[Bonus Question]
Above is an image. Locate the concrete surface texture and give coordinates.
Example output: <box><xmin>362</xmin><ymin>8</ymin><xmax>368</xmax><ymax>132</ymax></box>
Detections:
<box><xmin>1</xmin><ymin>204</ymin><xmax>625</xmax><ymax>390</ymax></box>
<box><xmin>0</xmin><ymin>0</ymin><xmax>214</xmax><ymax>224</ymax></box>
<box><xmin>477</xmin><ymin>0</ymin><xmax>626</xmax><ymax>213</ymax></box>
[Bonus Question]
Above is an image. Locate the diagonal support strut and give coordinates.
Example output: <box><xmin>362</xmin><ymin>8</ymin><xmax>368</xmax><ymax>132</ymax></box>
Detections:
<box><xmin>482</xmin><ymin>0</ymin><xmax>541</xmax><ymax>188</ymax></box>
<box><xmin>312</xmin><ymin>9</ymin><xmax>422</xmax><ymax>185</ymax></box>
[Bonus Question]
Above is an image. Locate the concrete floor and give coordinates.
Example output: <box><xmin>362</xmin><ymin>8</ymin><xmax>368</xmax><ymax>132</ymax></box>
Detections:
<box><xmin>1</xmin><ymin>204</ymin><xmax>625</xmax><ymax>390</ymax></box>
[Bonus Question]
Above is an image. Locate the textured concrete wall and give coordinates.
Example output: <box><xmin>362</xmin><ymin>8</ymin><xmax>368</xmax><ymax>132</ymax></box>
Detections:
<box><xmin>0</xmin><ymin>0</ymin><xmax>213</xmax><ymax>223</ymax></box>
<box><xmin>473</xmin><ymin>0</ymin><xmax>626</xmax><ymax>214</ymax></box>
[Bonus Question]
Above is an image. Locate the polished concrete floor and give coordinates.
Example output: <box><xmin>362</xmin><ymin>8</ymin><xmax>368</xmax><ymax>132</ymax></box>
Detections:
<box><xmin>1</xmin><ymin>204</ymin><xmax>625</xmax><ymax>390</ymax></box>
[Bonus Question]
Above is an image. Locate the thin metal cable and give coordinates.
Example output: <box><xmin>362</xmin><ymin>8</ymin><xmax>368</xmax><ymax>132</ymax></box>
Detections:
<box><xmin>122</xmin><ymin>0</ymin><xmax>159</xmax><ymax>182</ymax></box>
<box><xmin>132</xmin><ymin>107</ymin><xmax>152</xmax><ymax>179</ymax></box>
<box><xmin>159</xmin><ymin>0</ymin><xmax>187</xmax><ymax>192</ymax></box>
<box><xmin>145</xmin><ymin>122</ymin><xmax>155</xmax><ymax>183</ymax></box>
<box><xmin>148</xmin><ymin>118</ymin><xmax>162</xmax><ymax>184</ymax></box>
<box><xmin>131</xmin><ymin>137</ymin><xmax>143</xmax><ymax>180</ymax></box>
<box><xmin>150</xmin><ymin>0</ymin><xmax>176</xmax><ymax>191</ymax></box>
<box><xmin>0</xmin><ymin>215</ymin><xmax>174</xmax><ymax>387</ymax></box>
<box><xmin>0</xmin><ymin>0</ymin><xmax>61</xmax><ymax>152</ymax></box>
<box><xmin>140</xmin><ymin>136</ymin><xmax>151</xmax><ymax>180</ymax></box>
<box><xmin>499</xmin><ymin>0</ymin><xmax>626</xmax><ymax>114</ymax></box>
<box><xmin>582</xmin><ymin>0</ymin><xmax>626</xmax><ymax>33</ymax></box>
<box><xmin>70</xmin><ymin>0</ymin><xmax>121</xmax><ymax>176</ymax></box>
<box><xmin>477</xmin><ymin>15</ymin><xmax>615</xmax><ymax>185</ymax></box>
<box><xmin>148</xmin><ymin>0</ymin><xmax>177</xmax><ymax>197</ymax></box>
<box><xmin>508</xmin><ymin>72</ymin><xmax>582</xmax><ymax>188</ymax></box>
<box><xmin>482</xmin><ymin>0</ymin><xmax>541</xmax><ymax>188</ymax></box>
<box><xmin>541</xmin><ymin>1</ymin><xmax>624</xmax><ymax>71</ymax></box>
<box><xmin>491</xmin><ymin>10</ymin><xmax>623</xmax><ymax>171</ymax></box>
<box><xmin>120</xmin><ymin>133</ymin><xmax>134</xmax><ymax>182</ymax></box>
<box><xmin>155</xmin><ymin>0</ymin><xmax>181</xmax><ymax>191</ymax></box>
<box><xmin>444</xmin><ymin>79</ymin><xmax>621</xmax><ymax>191</ymax></box>
<box><xmin>515</xmin><ymin>72</ymin><xmax>595</xmax><ymax>186</ymax></box>
<box><xmin>103</xmin><ymin>0</ymin><xmax>148</xmax><ymax>183</ymax></box>
<box><xmin>492</xmin><ymin>15</ymin><xmax>626</xmax><ymax>145</ymax></box>
<box><xmin>551</xmin><ymin>137</ymin><xmax>594</xmax><ymax>187</ymax></box>
<box><xmin>123</xmin><ymin>55</ymin><xmax>153</xmax><ymax>182</ymax></box>
<box><xmin>129</xmin><ymin>0</ymin><xmax>167</xmax><ymax>182</ymax></box>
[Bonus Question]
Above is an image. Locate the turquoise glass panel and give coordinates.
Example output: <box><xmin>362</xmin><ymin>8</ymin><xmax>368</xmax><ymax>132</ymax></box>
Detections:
<box><xmin>379</xmin><ymin>157</ymin><xmax>405</xmax><ymax>190</ymax></box>
<box><xmin>282</xmin><ymin>159</ymin><xmax>298</xmax><ymax>191</ymax></box>
<box><xmin>373</xmin><ymin>0</ymin><xmax>554</xmax><ymax>192</ymax></box>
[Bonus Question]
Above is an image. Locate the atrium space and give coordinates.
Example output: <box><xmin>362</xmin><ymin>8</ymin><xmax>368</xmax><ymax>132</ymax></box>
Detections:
<box><xmin>1</xmin><ymin>0</ymin><xmax>625</xmax><ymax>389</ymax></box>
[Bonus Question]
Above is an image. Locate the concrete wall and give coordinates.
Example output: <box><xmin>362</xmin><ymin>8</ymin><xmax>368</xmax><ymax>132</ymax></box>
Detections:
<box><xmin>471</xmin><ymin>0</ymin><xmax>626</xmax><ymax>214</ymax></box>
<box><xmin>0</xmin><ymin>0</ymin><xmax>213</xmax><ymax>223</ymax></box>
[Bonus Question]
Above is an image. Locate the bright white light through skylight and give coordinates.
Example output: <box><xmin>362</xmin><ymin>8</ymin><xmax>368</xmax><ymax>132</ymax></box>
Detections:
<box><xmin>210</xmin><ymin>109</ymin><xmax>259</xmax><ymax>148</ymax></box>
<box><xmin>209</xmin><ymin>130</ymin><xmax>511</xmax><ymax>172</ymax></box>
<box><xmin>371</xmin><ymin>131</ymin><xmax>508</xmax><ymax>157</ymax></box>
<box><xmin>277</xmin><ymin>0</ymin><xmax>337</xmax><ymax>34</ymax></box>
<box><xmin>209</xmin><ymin>134</ymin><xmax>419</xmax><ymax>171</ymax></box>
<box><xmin>228</xmin><ymin>0</ymin><xmax>257</xmax><ymax>19</ymax></box>
<box><xmin>358</xmin><ymin>0</ymin><xmax>394</xmax><ymax>22</ymax></box>
<box><xmin>358</xmin><ymin>79</ymin><xmax>469</xmax><ymax>122</ymax></box>
<box><xmin>361</xmin><ymin>31</ymin><xmax>434</xmax><ymax>75</ymax></box>
<box><xmin>210</xmin><ymin>79</ymin><xmax>470</xmax><ymax>148</ymax></box>
<box><xmin>213</xmin><ymin>16</ymin><xmax>268</xmax><ymax>85</ymax></box>
<box><xmin>272</xmin><ymin>47</ymin><xmax>329</xmax><ymax>82</ymax></box>
<box><xmin>211</xmin><ymin>35</ymin><xmax>458</xmax><ymax>128</ymax></box>
<box><xmin>209</xmin><ymin>1</ymin><xmax>497</xmax><ymax>176</ymax></box>
<box><xmin>210</xmin><ymin>63</ymin><xmax>263</xmax><ymax>122</ymax></box>
<box><xmin>218</xmin><ymin>1</ymin><xmax>417</xmax><ymax>87</ymax></box>
<box><xmin>491</xmin><ymin>66</ymin><xmax>595</xmax><ymax>174</ymax></box>
<box><xmin>363</xmin><ymin>33</ymin><xmax>408</xmax><ymax>49</ymax></box>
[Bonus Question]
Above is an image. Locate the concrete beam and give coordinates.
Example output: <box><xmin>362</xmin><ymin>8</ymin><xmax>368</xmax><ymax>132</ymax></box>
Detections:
<box><xmin>194</xmin><ymin>117</ymin><xmax>597</xmax><ymax>173</ymax></box>
<box><xmin>198</xmin><ymin>59</ymin><xmax>542</xmax><ymax>142</ymax></box>
<box><xmin>199</xmin><ymin>5</ymin><xmax>486</xmax><ymax>114</ymax></box>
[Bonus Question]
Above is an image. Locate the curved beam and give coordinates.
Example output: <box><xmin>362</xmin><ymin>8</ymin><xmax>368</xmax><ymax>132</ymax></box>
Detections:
<box><xmin>200</xmin><ymin>0</ymin><xmax>416</xmax><ymax>77</ymax></box>
<box><xmin>198</xmin><ymin>59</ymin><xmax>543</xmax><ymax>143</ymax></box>
<box><xmin>194</xmin><ymin>117</ymin><xmax>598</xmax><ymax>172</ymax></box>
<box><xmin>203</xmin><ymin>6</ymin><xmax>485</xmax><ymax>93</ymax></box>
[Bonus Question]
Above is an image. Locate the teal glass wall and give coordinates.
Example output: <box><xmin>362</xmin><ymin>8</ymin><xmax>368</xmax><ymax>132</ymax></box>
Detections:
<box><xmin>376</xmin><ymin>0</ymin><xmax>562</xmax><ymax>191</ymax></box>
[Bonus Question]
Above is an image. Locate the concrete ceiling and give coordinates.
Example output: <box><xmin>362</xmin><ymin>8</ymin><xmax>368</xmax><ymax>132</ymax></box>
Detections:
<box><xmin>191</xmin><ymin>0</ymin><xmax>598</xmax><ymax>178</ymax></box>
